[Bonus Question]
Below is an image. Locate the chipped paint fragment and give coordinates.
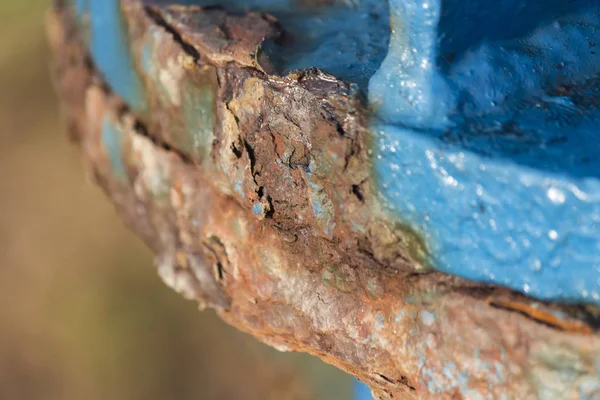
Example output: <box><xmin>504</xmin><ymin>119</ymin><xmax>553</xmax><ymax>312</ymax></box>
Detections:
<box><xmin>419</xmin><ymin>310</ymin><xmax>435</xmax><ymax>327</ymax></box>
<box><xmin>101</xmin><ymin>116</ymin><xmax>128</xmax><ymax>184</ymax></box>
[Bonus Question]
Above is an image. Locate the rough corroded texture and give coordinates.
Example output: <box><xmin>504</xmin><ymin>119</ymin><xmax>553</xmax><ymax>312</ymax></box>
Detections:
<box><xmin>49</xmin><ymin>2</ymin><xmax>600</xmax><ymax>399</ymax></box>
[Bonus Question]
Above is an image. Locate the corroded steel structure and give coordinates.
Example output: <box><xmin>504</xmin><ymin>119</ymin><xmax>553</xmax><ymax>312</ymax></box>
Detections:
<box><xmin>49</xmin><ymin>1</ymin><xmax>600</xmax><ymax>398</ymax></box>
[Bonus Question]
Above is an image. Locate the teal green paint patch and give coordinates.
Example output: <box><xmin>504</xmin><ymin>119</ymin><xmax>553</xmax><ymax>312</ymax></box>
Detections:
<box><xmin>88</xmin><ymin>0</ymin><xmax>148</xmax><ymax>114</ymax></box>
<box><xmin>140</xmin><ymin>29</ymin><xmax>216</xmax><ymax>162</ymax></box>
<box><xmin>181</xmin><ymin>76</ymin><xmax>216</xmax><ymax>161</ymax></box>
<box><xmin>101</xmin><ymin>116</ymin><xmax>129</xmax><ymax>184</ymax></box>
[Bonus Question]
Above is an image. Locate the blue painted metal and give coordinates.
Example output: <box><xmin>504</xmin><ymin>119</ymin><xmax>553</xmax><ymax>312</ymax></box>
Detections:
<box><xmin>354</xmin><ymin>379</ymin><xmax>373</xmax><ymax>400</ymax></box>
<box><xmin>86</xmin><ymin>0</ymin><xmax>148</xmax><ymax>113</ymax></box>
<box><xmin>369</xmin><ymin>0</ymin><xmax>600</xmax><ymax>305</ymax></box>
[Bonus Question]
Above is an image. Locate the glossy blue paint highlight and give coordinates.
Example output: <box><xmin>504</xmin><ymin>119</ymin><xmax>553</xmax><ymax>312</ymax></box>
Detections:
<box><xmin>354</xmin><ymin>380</ymin><xmax>373</xmax><ymax>400</ymax></box>
<box><xmin>369</xmin><ymin>0</ymin><xmax>452</xmax><ymax>129</ymax></box>
<box><xmin>370</xmin><ymin>0</ymin><xmax>600</xmax><ymax>128</ymax></box>
<box><xmin>370</xmin><ymin>0</ymin><xmax>600</xmax><ymax>304</ymax></box>
<box><xmin>88</xmin><ymin>0</ymin><xmax>147</xmax><ymax>113</ymax></box>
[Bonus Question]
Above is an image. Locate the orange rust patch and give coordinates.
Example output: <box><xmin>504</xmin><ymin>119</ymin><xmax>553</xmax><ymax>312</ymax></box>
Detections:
<box><xmin>489</xmin><ymin>297</ymin><xmax>593</xmax><ymax>335</ymax></box>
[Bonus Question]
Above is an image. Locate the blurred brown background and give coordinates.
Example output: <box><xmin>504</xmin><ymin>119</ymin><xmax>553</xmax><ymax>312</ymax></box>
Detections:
<box><xmin>0</xmin><ymin>2</ymin><xmax>352</xmax><ymax>399</ymax></box>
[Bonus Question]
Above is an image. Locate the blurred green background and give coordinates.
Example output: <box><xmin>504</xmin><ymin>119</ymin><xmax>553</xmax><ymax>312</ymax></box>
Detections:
<box><xmin>0</xmin><ymin>2</ymin><xmax>352</xmax><ymax>399</ymax></box>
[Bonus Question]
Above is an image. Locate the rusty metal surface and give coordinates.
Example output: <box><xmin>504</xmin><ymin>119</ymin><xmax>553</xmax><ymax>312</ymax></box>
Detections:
<box><xmin>48</xmin><ymin>2</ymin><xmax>600</xmax><ymax>399</ymax></box>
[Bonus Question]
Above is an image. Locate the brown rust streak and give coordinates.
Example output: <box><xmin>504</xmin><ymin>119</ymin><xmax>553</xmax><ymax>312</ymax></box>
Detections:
<box><xmin>488</xmin><ymin>296</ymin><xmax>594</xmax><ymax>335</ymax></box>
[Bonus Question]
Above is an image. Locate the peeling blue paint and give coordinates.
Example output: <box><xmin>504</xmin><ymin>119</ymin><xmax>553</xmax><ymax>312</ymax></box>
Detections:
<box><xmin>101</xmin><ymin>116</ymin><xmax>128</xmax><ymax>184</ymax></box>
<box><xmin>234</xmin><ymin>182</ymin><xmax>245</xmax><ymax>199</ymax></box>
<box><xmin>369</xmin><ymin>0</ymin><xmax>600</xmax><ymax>305</ymax></box>
<box><xmin>252</xmin><ymin>203</ymin><xmax>263</xmax><ymax>215</ymax></box>
<box><xmin>354</xmin><ymin>380</ymin><xmax>373</xmax><ymax>400</ymax></box>
<box><xmin>88</xmin><ymin>0</ymin><xmax>148</xmax><ymax>113</ymax></box>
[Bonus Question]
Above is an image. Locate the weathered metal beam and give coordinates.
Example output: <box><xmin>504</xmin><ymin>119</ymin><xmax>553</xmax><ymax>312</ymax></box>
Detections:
<box><xmin>48</xmin><ymin>1</ymin><xmax>600</xmax><ymax>398</ymax></box>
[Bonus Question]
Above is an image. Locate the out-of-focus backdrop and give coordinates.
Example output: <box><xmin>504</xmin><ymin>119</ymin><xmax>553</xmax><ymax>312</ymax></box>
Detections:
<box><xmin>0</xmin><ymin>2</ymin><xmax>353</xmax><ymax>399</ymax></box>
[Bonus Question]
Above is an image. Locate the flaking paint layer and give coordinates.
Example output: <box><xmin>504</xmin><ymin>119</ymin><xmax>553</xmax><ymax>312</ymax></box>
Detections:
<box><xmin>87</xmin><ymin>0</ymin><xmax>148</xmax><ymax>113</ymax></box>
